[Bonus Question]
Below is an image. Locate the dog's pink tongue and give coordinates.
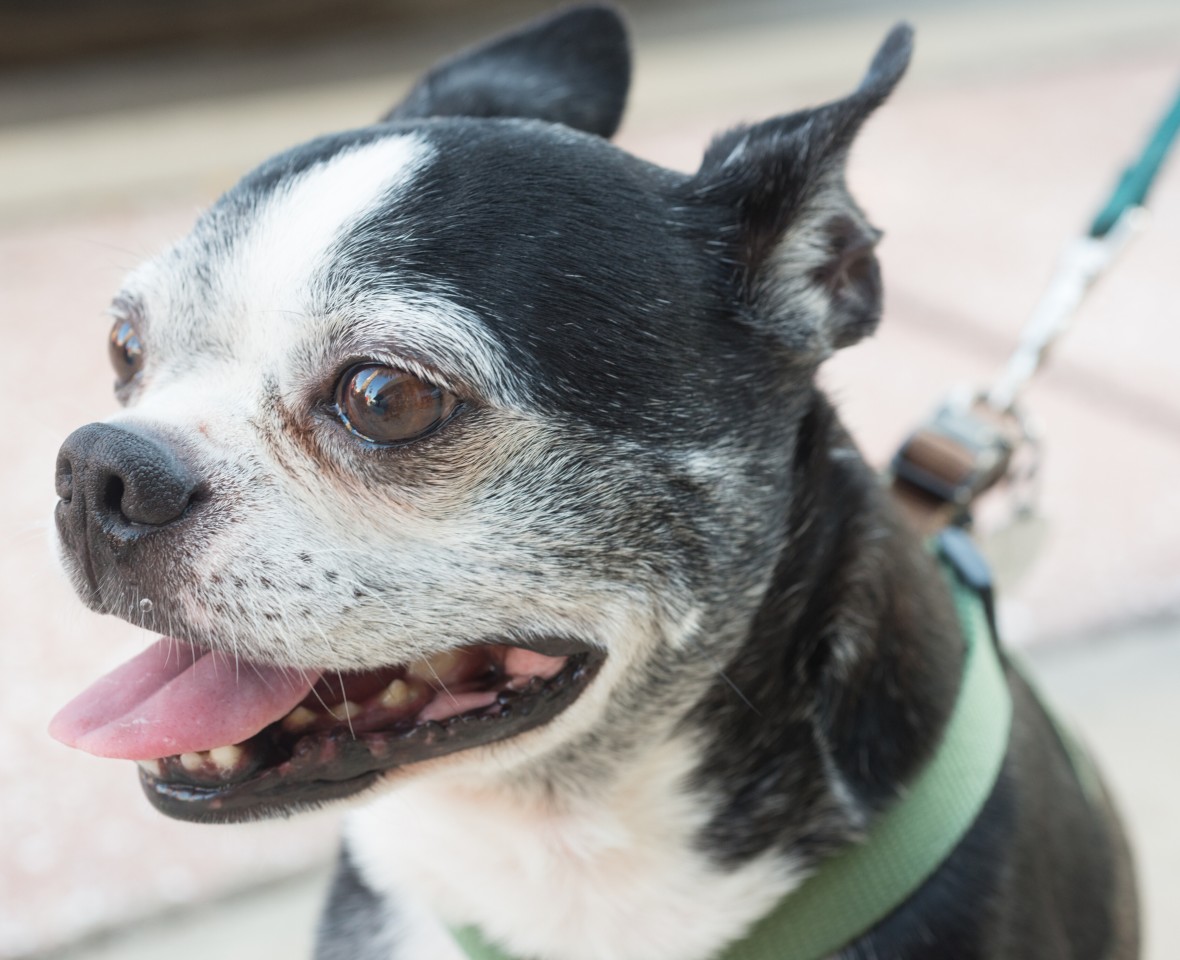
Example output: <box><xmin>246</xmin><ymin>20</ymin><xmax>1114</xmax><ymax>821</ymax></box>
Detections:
<box><xmin>49</xmin><ymin>638</ymin><xmax>319</xmax><ymax>761</ymax></box>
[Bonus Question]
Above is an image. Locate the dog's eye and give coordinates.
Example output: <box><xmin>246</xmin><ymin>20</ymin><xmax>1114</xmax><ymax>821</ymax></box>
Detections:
<box><xmin>109</xmin><ymin>317</ymin><xmax>145</xmax><ymax>386</ymax></box>
<box><xmin>335</xmin><ymin>364</ymin><xmax>459</xmax><ymax>445</ymax></box>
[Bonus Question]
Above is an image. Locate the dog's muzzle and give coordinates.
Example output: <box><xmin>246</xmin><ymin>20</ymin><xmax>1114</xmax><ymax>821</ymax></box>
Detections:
<box><xmin>54</xmin><ymin>422</ymin><xmax>199</xmax><ymax>604</ymax></box>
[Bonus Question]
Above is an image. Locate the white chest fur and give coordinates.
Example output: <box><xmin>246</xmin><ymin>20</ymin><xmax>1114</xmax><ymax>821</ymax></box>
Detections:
<box><xmin>345</xmin><ymin>737</ymin><xmax>798</xmax><ymax>960</ymax></box>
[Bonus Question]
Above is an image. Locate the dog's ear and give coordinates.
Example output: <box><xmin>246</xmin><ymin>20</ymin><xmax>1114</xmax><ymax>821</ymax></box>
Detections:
<box><xmin>382</xmin><ymin>5</ymin><xmax>631</xmax><ymax>138</ymax></box>
<box><xmin>690</xmin><ymin>24</ymin><xmax>912</xmax><ymax>357</ymax></box>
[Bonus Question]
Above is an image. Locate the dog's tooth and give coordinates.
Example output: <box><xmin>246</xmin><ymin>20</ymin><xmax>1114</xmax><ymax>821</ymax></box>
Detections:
<box><xmin>379</xmin><ymin>679</ymin><xmax>413</xmax><ymax>710</ymax></box>
<box><xmin>407</xmin><ymin>650</ymin><xmax>465</xmax><ymax>685</ymax></box>
<box><xmin>179</xmin><ymin>751</ymin><xmax>206</xmax><ymax>773</ymax></box>
<box><xmin>328</xmin><ymin>700</ymin><xmax>362</xmax><ymax>722</ymax></box>
<box><xmin>136</xmin><ymin>759</ymin><xmax>162</xmax><ymax>777</ymax></box>
<box><xmin>281</xmin><ymin>706</ymin><xmax>318</xmax><ymax>733</ymax></box>
<box><xmin>209</xmin><ymin>744</ymin><xmax>243</xmax><ymax>773</ymax></box>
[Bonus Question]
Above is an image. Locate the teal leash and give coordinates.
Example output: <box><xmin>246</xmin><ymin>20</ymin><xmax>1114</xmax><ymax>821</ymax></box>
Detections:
<box><xmin>1089</xmin><ymin>79</ymin><xmax>1180</xmax><ymax>238</ymax></box>
<box><xmin>987</xmin><ymin>76</ymin><xmax>1180</xmax><ymax>412</ymax></box>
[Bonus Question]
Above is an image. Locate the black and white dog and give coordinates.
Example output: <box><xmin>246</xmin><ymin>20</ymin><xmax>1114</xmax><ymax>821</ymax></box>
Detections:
<box><xmin>50</xmin><ymin>7</ymin><xmax>1138</xmax><ymax>958</ymax></box>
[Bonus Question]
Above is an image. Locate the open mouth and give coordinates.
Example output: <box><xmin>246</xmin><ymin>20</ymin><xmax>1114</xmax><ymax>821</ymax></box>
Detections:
<box><xmin>50</xmin><ymin>637</ymin><xmax>603</xmax><ymax>822</ymax></box>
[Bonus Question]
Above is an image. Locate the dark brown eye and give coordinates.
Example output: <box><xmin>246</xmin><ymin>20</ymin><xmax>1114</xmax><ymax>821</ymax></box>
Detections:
<box><xmin>109</xmin><ymin>317</ymin><xmax>144</xmax><ymax>385</ymax></box>
<box><xmin>335</xmin><ymin>364</ymin><xmax>459</xmax><ymax>444</ymax></box>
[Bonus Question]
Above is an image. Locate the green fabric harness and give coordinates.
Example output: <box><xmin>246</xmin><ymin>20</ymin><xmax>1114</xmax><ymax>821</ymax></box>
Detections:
<box><xmin>450</xmin><ymin>530</ymin><xmax>1014</xmax><ymax>960</ymax></box>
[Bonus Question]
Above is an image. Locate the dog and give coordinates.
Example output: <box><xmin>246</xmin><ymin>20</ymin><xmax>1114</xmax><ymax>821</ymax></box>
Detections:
<box><xmin>49</xmin><ymin>6</ymin><xmax>1139</xmax><ymax>959</ymax></box>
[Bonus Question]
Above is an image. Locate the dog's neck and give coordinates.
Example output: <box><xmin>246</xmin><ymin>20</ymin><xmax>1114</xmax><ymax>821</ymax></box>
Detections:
<box><xmin>688</xmin><ymin>388</ymin><xmax>965</xmax><ymax>868</ymax></box>
<box><xmin>345</xmin><ymin>389</ymin><xmax>967</xmax><ymax>960</ymax></box>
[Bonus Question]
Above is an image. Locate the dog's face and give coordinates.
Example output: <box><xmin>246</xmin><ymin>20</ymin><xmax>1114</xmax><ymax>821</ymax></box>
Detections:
<box><xmin>50</xmin><ymin>7</ymin><xmax>911</xmax><ymax>822</ymax></box>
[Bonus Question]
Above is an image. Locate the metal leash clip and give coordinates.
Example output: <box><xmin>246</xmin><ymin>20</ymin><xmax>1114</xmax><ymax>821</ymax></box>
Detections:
<box><xmin>890</xmin><ymin>388</ymin><xmax>1027</xmax><ymax>533</ymax></box>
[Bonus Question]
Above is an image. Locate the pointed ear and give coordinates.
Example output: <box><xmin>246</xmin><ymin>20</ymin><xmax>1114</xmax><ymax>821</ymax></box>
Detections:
<box><xmin>383</xmin><ymin>5</ymin><xmax>631</xmax><ymax>138</ymax></box>
<box><xmin>690</xmin><ymin>24</ymin><xmax>913</xmax><ymax>356</ymax></box>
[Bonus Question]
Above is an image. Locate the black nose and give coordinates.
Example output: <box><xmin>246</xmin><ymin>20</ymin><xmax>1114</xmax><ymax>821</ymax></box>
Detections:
<box><xmin>56</xmin><ymin>423</ymin><xmax>198</xmax><ymax>533</ymax></box>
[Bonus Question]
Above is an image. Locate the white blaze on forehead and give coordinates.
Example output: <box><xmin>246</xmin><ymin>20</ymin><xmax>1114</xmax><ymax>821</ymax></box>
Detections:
<box><xmin>224</xmin><ymin>133</ymin><xmax>431</xmax><ymax>321</ymax></box>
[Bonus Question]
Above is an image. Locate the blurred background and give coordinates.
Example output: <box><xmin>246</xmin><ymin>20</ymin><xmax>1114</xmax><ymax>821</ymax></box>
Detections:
<box><xmin>1</xmin><ymin>0</ymin><xmax>1177</xmax><ymax>957</ymax></box>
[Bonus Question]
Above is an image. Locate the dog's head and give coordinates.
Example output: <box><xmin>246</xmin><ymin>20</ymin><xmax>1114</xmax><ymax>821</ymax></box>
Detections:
<box><xmin>50</xmin><ymin>6</ymin><xmax>911</xmax><ymax>821</ymax></box>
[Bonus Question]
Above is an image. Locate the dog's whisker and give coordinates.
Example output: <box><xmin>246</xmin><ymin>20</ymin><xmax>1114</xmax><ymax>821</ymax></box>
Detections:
<box><xmin>423</xmin><ymin>660</ymin><xmax>458</xmax><ymax>709</ymax></box>
<box><xmin>80</xmin><ymin>237</ymin><xmax>156</xmax><ymax>261</ymax></box>
<box><xmin>715</xmin><ymin>666</ymin><xmax>762</xmax><ymax>718</ymax></box>
<box><xmin>335</xmin><ymin>668</ymin><xmax>357</xmax><ymax>739</ymax></box>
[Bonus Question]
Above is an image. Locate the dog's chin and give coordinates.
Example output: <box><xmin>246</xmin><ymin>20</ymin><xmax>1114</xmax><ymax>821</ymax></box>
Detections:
<box><xmin>131</xmin><ymin>640</ymin><xmax>604</xmax><ymax>824</ymax></box>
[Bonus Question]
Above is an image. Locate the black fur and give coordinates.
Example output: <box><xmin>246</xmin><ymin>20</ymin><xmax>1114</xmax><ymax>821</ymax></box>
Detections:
<box><xmin>688</xmin><ymin>393</ymin><xmax>965</xmax><ymax>867</ymax></box>
<box><xmin>326</xmin><ymin>119</ymin><xmax>751</xmax><ymax>440</ymax></box>
<box><xmin>312</xmin><ymin>14</ymin><xmax>1138</xmax><ymax>951</ymax></box>
<box><xmin>384</xmin><ymin>4</ymin><xmax>631</xmax><ymax>138</ymax></box>
<box><xmin>345</xmin><ymin>15</ymin><xmax>1133</xmax><ymax>958</ymax></box>
<box><xmin>316</xmin><ymin>847</ymin><xmax>396</xmax><ymax>960</ymax></box>
<box><xmin>689</xmin><ymin>24</ymin><xmax>913</xmax><ymax>356</ymax></box>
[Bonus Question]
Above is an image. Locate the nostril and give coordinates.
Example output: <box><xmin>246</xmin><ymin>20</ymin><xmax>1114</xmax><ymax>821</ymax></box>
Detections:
<box><xmin>109</xmin><ymin>466</ymin><xmax>196</xmax><ymax>527</ymax></box>
<box><xmin>102</xmin><ymin>474</ymin><xmax>126</xmax><ymax>517</ymax></box>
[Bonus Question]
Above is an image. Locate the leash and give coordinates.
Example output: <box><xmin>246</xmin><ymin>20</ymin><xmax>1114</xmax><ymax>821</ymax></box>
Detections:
<box><xmin>448</xmin><ymin>80</ymin><xmax>1180</xmax><ymax>960</ymax></box>
<box><xmin>892</xmin><ymin>77</ymin><xmax>1180</xmax><ymax>538</ymax></box>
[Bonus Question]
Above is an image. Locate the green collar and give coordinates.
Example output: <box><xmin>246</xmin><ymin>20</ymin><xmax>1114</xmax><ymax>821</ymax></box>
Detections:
<box><xmin>451</xmin><ymin>537</ymin><xmax>1012</xmax><ymax>960</ymax></box>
